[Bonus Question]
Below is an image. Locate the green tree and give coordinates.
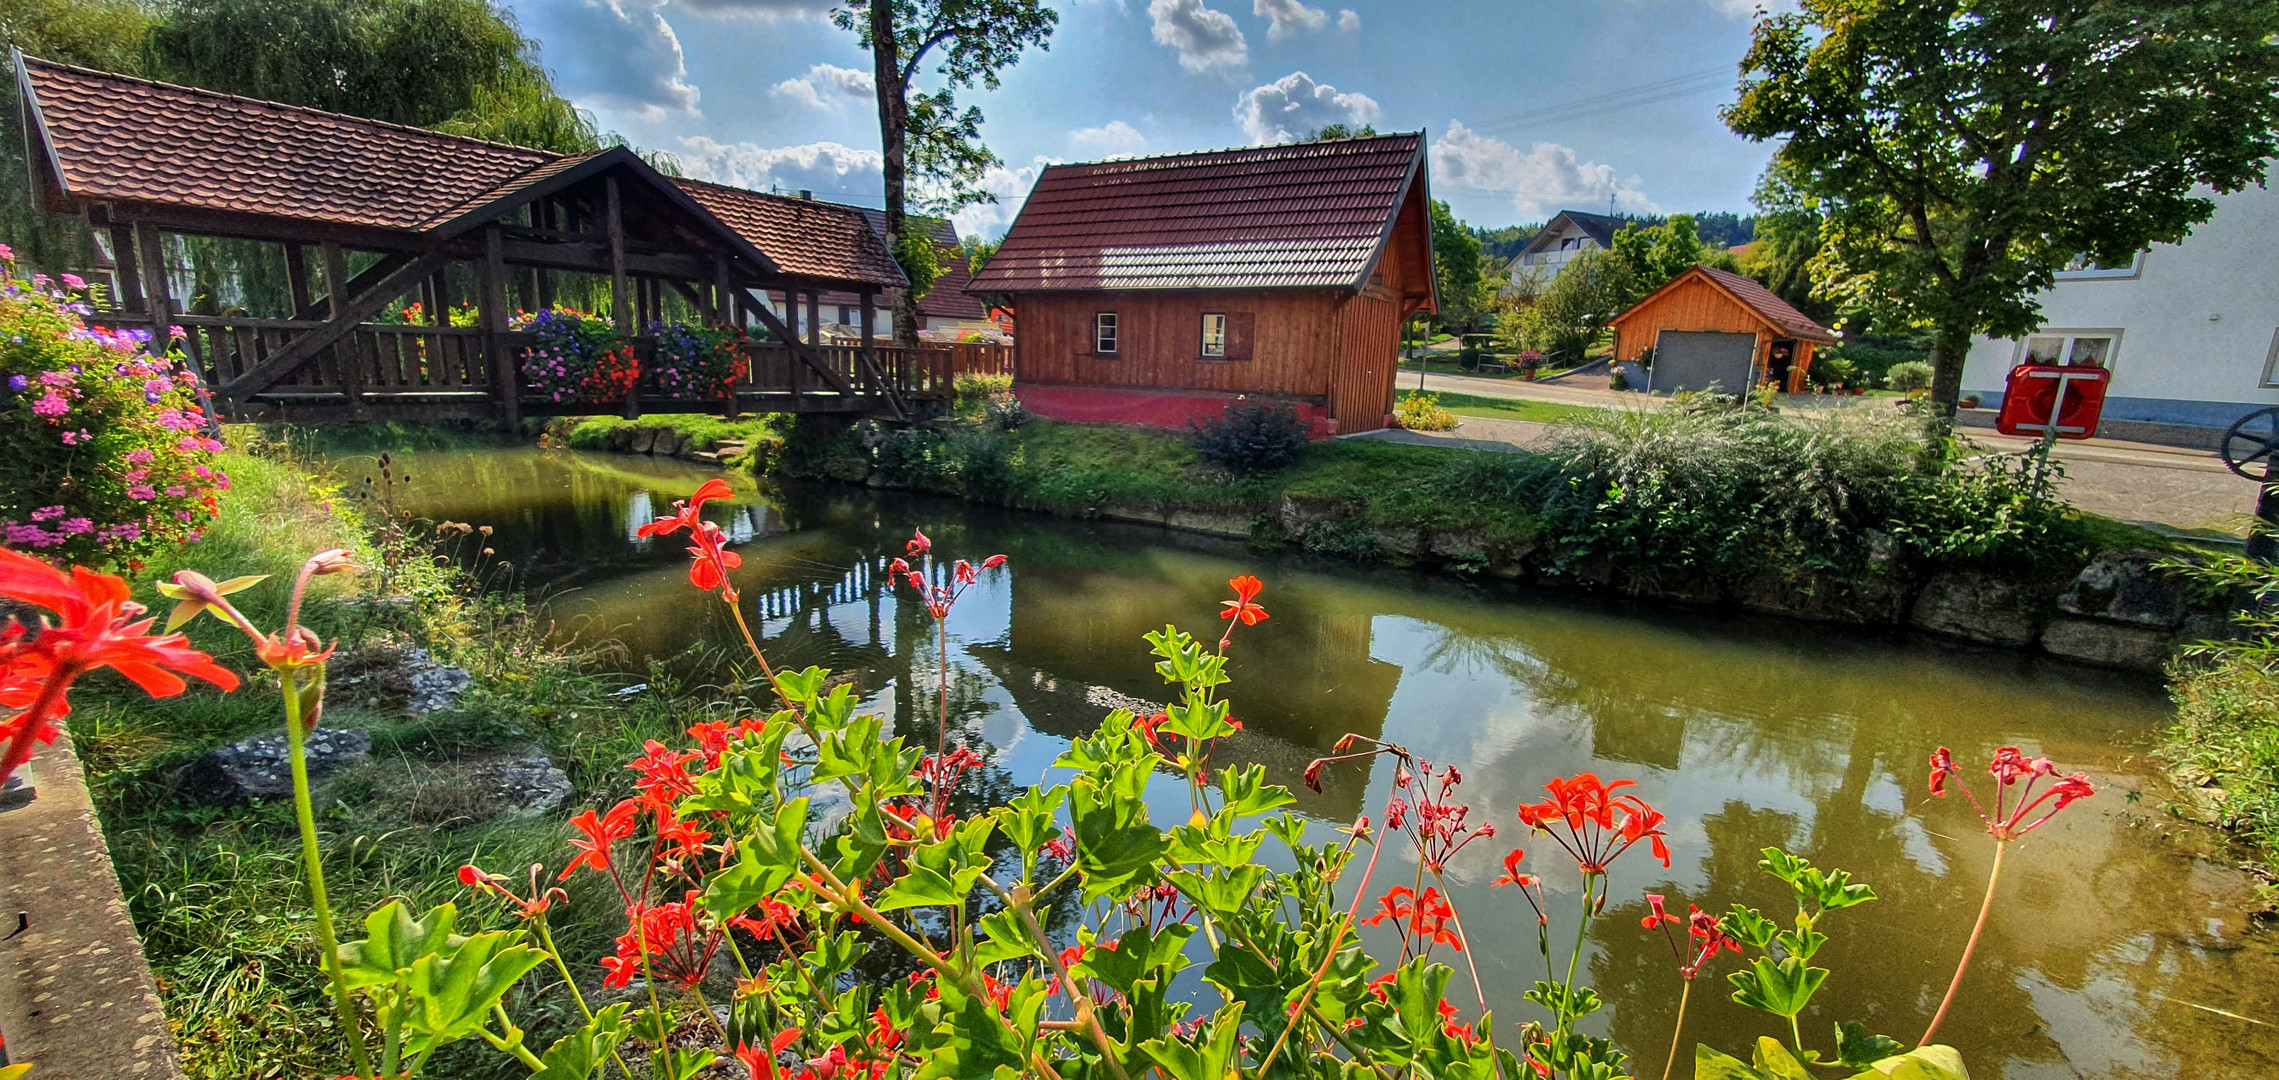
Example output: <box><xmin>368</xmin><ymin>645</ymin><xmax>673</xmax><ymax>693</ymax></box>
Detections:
<box><xmin>150</xmin><ymin>0</ymin><xmax>597</xmax><ymax>154</ymax></box>
<box><xmin>1306</xmin><ymin>122</ymin><xmax>1378</xmax><ymax>140</ymax></box>
<box><xmin>1740</xmin><ymin>165</ymin><xmax>1840</xmax><ymax>326</ymax></box>
<box><xmin>1497</xmin><ymin>247</ymin><xmax>1636</xmax><ymax>364</ymax></box>
<box><xmin>834</xmin><ymin>0</ymin><xmax>1057</xmax><ymax>345</ymax></box>
<box><xmin>0</xmin><ymin>0</ymin><xmax>150</xmax><ymax>72</ymax></box>
<box><xmin>1725</xmin><ymin>0</ymin><xmax>2279</xmax><ymax>417</ymax></box>
<box><xmin>1429</xmin><ymin>198</ymin><xmax>1485</xmax><ymax>332</ymax></box>
<box><xmin>1608</xmin><ymin>212</ymin><xmax>1709</xmax><ymax>295</ymax></box>
<box><xmin>958</xmin><ymin>234</ymin><xmax>1001</xmax><ymax>275</ymax></box>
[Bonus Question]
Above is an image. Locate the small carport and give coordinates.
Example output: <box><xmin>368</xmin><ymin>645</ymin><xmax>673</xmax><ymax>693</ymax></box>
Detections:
<box><xmin>1608</xmin><ymin>264</ymin><xmax>1837</xmax><ymax>394</ymax></box>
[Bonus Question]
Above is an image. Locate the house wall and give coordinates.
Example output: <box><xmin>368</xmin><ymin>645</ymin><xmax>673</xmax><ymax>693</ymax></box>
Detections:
<box><xmin>1518</xmin><ymin>218</ymin><xmax>1602</xmax><ymax>272</ymax></box>
<box><xmin>1961</xmin><ymin>182</ymin><xmax>2279</xmax><ymax>428</ymax></box>
<box><xmin>1609</xmin><ymin>275</ymin><xmax>1773</xmax><ymax>376</ymax></box>
<box><xmin>1010</xmin><ymin>285</ymin><xmax>1404</xmax><ymax>433</ymax></box>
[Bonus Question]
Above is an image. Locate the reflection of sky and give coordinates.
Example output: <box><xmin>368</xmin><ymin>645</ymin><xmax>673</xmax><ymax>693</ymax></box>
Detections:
<box><xmin>371</xmin><ymin>445</ymin><xmax>2278</xmax><ymax>1078</ymax></box>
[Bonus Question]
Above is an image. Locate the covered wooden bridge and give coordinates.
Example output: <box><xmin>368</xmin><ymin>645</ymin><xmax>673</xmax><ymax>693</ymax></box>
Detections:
<box><xmin>15</xmin><ymin>52</ymin><xmax>985</xmax><ymax>424</ymax></box>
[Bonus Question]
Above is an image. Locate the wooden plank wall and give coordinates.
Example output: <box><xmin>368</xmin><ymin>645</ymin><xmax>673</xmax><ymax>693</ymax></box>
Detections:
<box><xmin>1325</xmin><ymin>279</ymin><xmax>1401</xmax><ymax>433</ymax></box>
<box><xmin>1012</xmin><ymin>290</ymin><xmax>1343</xmax><ymax>398</ymax></box>
<box><xmin>1609</xmin><ymin>276</ymin><xmax>1774</xmax><ymax>363</ymax></box>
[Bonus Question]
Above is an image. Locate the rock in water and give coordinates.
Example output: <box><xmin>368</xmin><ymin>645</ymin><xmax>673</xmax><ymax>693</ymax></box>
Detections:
<box><xmin>182</xmin><ymin>728</ymin><xmax>372</xmax><ymax>803</ymax></box>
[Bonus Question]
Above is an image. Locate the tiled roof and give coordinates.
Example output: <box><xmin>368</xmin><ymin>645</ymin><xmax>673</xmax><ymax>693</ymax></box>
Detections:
<box><xmin>20</xmin><ymin>56</ymin><xmax>552</xmax><ymax>231</ymax></box>
<box><xmin>969</xmin><ymin>133</ymin><xmax>1426</xmax><ymax>292</ymax></box>
<box><xmin>18</xmin><ymin>56</ymin><xmax>904</xmax><ymax>288</ymax></box>
<box><xmin>672</xmin><ymin>180</ymin><xmax>904</xmax><ymax>288</ymax></box>
<box><xmin>849</xmin><ymin>209</ymin><xmax>985</xmax><ymax>317</ymax></box>
<box><xmin>1696</xmin><ymin>265</ymin><xmax>1836</xmax><ymax>342</ymax></box>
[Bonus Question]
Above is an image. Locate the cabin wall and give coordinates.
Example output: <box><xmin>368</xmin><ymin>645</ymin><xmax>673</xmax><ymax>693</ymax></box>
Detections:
<box><xmin>1012</xmin><ymin>290</ymin><xmax>1344</xmax><ymax>397</ymax></box>
<box><xmin>1608</xmin><ymin>276</ymin><xmax>1772</xmax><ymax>363</ymax></box>
<box><xmin>1325</xmin><ymin>279</ymin><xmax>1402</xmax><ymax>433</ymax></box>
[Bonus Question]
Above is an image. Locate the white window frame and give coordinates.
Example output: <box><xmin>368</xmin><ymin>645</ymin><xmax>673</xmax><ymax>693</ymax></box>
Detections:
<box><xmin>1094</xmin><ymin>312</ymin><xmax>1117</xmax><ymax>354</ymax></box>
<box><xmin>2260</xmin><ymin>328</ymin><xmax>2279</xmax><ymax>389</ymax></box>
<box><xmin>2013</xmin><ymin>328</ymin><xmax>2123</xmax><ymax>372</ymax></box>
<box><xmin>1200</xmin><ymin>312</ymin><xmax>1228</xmax><ymax>358</ymax></box>
<box><xmin>2053</xmin><ymin>252</ymin><xmax>2145</xmax><ymax>281</ymax></box>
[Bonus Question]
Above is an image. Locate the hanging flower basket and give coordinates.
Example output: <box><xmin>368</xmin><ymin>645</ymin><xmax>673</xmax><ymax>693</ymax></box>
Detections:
<box><xmin>648</xmin><ymin>321</ymin><xmax>749</xmax><ymax>401</ymax></box>
<box><xmin>515</xmin><ymin>309</ymin><xmax>637</xmax><ymax>405</ymax></box>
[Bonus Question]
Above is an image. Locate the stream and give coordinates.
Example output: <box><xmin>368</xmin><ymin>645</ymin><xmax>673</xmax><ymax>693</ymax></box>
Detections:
<box><xmin>334</xmin><ymin>443</ymin><xmax>2279</xmax><ymax>1080</ymax></box>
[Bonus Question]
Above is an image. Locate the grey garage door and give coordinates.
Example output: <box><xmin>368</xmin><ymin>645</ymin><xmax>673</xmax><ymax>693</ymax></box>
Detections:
<box><xmin>1650</xmin><ymin>330</ymin><xmax>1756</xmax><ymax>395</ymax></box>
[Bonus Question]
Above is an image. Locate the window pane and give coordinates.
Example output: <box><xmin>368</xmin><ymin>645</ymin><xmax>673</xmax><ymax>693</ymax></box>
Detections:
<box><xmin>2024</xmin><ymin>336</ymin><xmax>2065</xmax><ymax>364</ymax></box>
<box><xmin>2066</xmin><ymin>336</ymin><xmax>2111</xmax><ymax>367</ymax></box>
<box><xmin>1096</xmin><ymin>313</ymin><xmax>1116</xmax><ymax>353</ymax></box>
<box><xmin>1202</xmin><ymin>313</ymin><xmax>1226</xmax><ymax>357</ymax></box>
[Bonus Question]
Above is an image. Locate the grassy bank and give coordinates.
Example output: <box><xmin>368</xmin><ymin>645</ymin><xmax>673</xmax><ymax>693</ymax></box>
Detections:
<box><xmin>75</xmin><ymin>437</ymin><xmax>706</xmax><ymax>1079</ymax></box>
<box><xmin>2162</xmin><ymin>554</ymin><xmax>2279</xmax><ymax>880</ymax></box>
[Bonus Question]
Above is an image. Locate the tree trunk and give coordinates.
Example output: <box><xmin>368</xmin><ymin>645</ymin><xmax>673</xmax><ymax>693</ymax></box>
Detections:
<box><xmin>870</xmin><ymin>5</ymin><xmax>920</xmax><ymax>348</ymax></box>
<box><xmin>1926</xmin><ymin>324</ymin><xmax>1973</xmax><ymax>425</ymax></box>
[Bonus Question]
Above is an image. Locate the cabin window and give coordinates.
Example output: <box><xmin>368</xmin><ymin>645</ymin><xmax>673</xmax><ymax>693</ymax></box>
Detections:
<box><xmin>2019</xmin><ymin>331</ymin><xmax>2117</xmax><ymax>369</ymax></box>
<box><xmin>1094</xmin><ymin>312</ymin><xmax>1117</xmax><ymax>354</ymax></box>
<box><xmin>1201</xmin><ymin>313</ymin><xmax>1228</xmax><ymax>358</ymax></box>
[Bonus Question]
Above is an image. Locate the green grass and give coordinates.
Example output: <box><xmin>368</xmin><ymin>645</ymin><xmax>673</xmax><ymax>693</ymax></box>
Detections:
<box><xmin>77</xmin><ymin>439</ymin><xmax>711</xmax><ymax>1080</ymax></box>
<box><xmin>1397</xmin><ymin>389</ymin><xmax>1606</xmax><ymax>425</ymax></box>
<box><xmin>2168</xmin><ymin>659</ymin><xmax>2279</xmax><ymax>877</ymax></box>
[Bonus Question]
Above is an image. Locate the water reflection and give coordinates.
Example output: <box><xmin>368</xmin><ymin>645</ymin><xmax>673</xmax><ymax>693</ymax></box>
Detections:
<box><xmin>342</xmin><ymin>445</ymin><xmax>2278</xmax><ymax>1079</ymax></box>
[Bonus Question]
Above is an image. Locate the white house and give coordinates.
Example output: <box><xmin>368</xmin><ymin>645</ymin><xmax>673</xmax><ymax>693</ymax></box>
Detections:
<box><xmin>1513</xmin><ymin>210</ymin><xmax>1624</xmax><ymax>274</ymax></box>
<box><xmin>1961</xmin><ymin>182</ymin><xmax>2279</xmax><ymax>432</ymax></box>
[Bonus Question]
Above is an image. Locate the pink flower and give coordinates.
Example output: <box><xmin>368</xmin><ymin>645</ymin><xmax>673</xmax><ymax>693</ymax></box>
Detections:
<box><xmin>60</xmin><ymin>274</ymin><xmax>84</xmax><ymax>290</ymax></box>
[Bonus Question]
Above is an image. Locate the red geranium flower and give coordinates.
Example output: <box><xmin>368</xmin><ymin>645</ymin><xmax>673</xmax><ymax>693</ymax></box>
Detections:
<box><xmin>1515</xmin><ymin>772</ymin><xmax>1670</xmax><ymax>872</ymax></box>
<box><xmin>1928</xmin><ymin>744</ymin><xmax>2094</xmax><ymax>840</ymax></box>
<box><xmin>560</xmin><ymin>798</ymin><xmax>641</xmax><ymax>881</ymax></box>
<box><xmin>636</xmin><ymin>478</ymin><xmax>743</xmax><ymax>601</ymax></box>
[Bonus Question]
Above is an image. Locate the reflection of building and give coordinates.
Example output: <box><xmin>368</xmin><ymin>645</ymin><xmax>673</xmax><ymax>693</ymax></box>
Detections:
<box><xmin>1003</xmin><ymin>564</ymin><xmax>1399</xmax><ymax>749</ymax></box>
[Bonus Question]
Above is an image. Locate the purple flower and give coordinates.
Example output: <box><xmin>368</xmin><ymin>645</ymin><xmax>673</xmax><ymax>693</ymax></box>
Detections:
<box><xmin>128</xmin><ymin>484</ymin><xmax>157</xmax><ymax>500</ymax></box>
<box><xmin>6</xmin><ymin>375</ymin><xmax>24</xmax><ymax>392</ymax></box>
<box><xmin>29</xmin><ymin>506</ymin><xmax>63</xmax><ymax>522</ymax></box>
<box><xmin>59</xmin><ymin>518</ymin><xmax>91</xmax><ymax>535</ymax></box>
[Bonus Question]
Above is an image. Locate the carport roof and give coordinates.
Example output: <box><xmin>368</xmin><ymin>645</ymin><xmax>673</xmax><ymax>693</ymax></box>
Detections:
<box><xmin>1612</xmin><ymin>264</ymin><xmax>1836</xmax><ymax>343</ymax></box>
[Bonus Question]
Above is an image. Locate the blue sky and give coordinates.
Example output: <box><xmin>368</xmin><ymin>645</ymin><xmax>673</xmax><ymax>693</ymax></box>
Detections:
<box><xmin>503</xmin><ymin>0</ymin><xmax>1789</xmax><ymax>238</ymax></box>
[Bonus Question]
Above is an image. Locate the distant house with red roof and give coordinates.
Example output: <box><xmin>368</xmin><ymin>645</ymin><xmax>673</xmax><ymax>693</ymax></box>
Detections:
<box><xmin>1607</xmin><ymin>264</ymin><xmax>1837</xmax><ymax>394</ymax></box>
<box><xmin>968</xmin><ymin>132</ymin><xmax>1437</xmax><ymax>435</ymax></box>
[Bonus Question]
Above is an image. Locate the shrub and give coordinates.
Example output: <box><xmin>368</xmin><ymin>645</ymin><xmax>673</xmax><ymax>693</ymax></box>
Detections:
<box><xmin>1885</xmin><ymin>360</ymin><xmax>1935</xmax><ymax>393</ymax></box>
<box><xmin>0</xmin><ymin>255</ymin><xmax>225</xmax><ymax>566</ymax></box>
<box><xmin>1808</xmin><ymin>355</ymin><xmax>1860</xmax><ymax>390</ymax></box>
<box><xmin>873</xmin><ymin>425</ymin><xmax>950</xmax><ymax>487</ymax></box>
<box><xmin>1396</xmin><ymin>391</ymin><xmax>1460</xmax><ymax>431</ymax></box>
<box><xmin>981</xmin><ymin>389</ymin><xmax>1028</xmax><ymax>431</ymax></box>
<box><xmin>512</xmin><ymin>309</ymin><xmax>635</xmax><ymax>404</ymax></box>
<box><xmin>646</xmin><ymin>321</ymin><xmax>748</xmax><ymax>400</ymax></box>
<box><xmin>951</xmin><ymin>371</ymin><xmax>1012</xmax><ymax>400</ymax></box>
<box><xmin>1192</xmin><ymin>401</ymin><xmax>1309</xmax><ymax>473</ymax></box>
<box><xmin>1456</xmin><ymin>346</ymin><xmax>1482</xmax><ymax>371</ymax></box>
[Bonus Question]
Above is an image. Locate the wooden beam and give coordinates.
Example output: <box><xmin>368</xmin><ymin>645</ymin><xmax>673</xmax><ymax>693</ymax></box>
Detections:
<box><xmin>712</xmin><ymin>253</ymin><xmax>732</xmax><ymax>324</ymax></box>
<box><xmin>738</xmin><ymin>287</ymin><xmax>855</xmax><ymax>396</ymax></box>
<box><xmin>606</xmin><ymin>176</ymin><xmax>631</xmax><ymax>332</ymax></box>
<box><xmin>284</xmin><ymin>243</ymin><xmax>312</xmax><ymax>313</ymax></box>
<box><xmin>291</xmin><ymin>251</ymin><xmax>414</xmax><ymax>322</ymax></box>
<box><xmin>220</xmin><ymin>246</ymin><xmax>457</xmax><ymax>401</ymax></box>
<box><xmin>109</xmin><ymin>223</ymin><xmax>143</xmax><ymax>312</ymax></box>
<box><xmin>858</xmin><ymin>290</ymin><xmax>905</xmax><ymax>420</ymax></box>
<box><xmin>479</xmin><ymin>225</ymin><xmax>520</xmax><ymax>430</ymax></box>
<box><xmin>322</xmin><ymin>242</ymin><xmax>364</xmax><ymax>412</ymax></box>
<box><xmin>135</xmin><ymin>224</ymin><xmax>171</xmax><ymax>351</ymax></box>
<box><xmin>805</xmin><ymin>290</ymin><xmax>821</xmax><ymax>347</ymax></box>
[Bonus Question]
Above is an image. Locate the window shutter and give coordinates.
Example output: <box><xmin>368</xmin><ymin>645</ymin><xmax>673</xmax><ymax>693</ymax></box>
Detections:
<box><xmin>1080</xmin><ymin>312</ymin><xmax>1097</xmax><ymax>354</ymax></box>
<box><xmin>1226</xmin><ymin>312</ymin><xmax>1255</xmax><ymax>361</ymax></box>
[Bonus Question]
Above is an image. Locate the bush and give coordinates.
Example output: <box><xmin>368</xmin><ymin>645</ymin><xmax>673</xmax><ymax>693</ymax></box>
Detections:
<box><xmin>1808</xmin><ymin>356</ymin><xmax>1860</xmax><ymax>390</ymax></box>
<box><xmin>1885</xmin><ymin>360</ymin><xmax>1935</xmax><ymax>393</ymax></box>
<box><xmin>981</xmin><ymin>390</ymin><xmax>1028</xmax><ymax>431</ymax></box>
<box><xmin>1456</xmin><ymin>346</ymin><xmax>1482</xmax><ymax>371</ymax></box>
<box><xmin>1192</xmin><ymin>402</ymin><xmax>1309</xmax><ymax>473</ymax></box>
<box><xmin>0</xmin><ymin>256</ymin><xmax>225</xmax><ymax>566</ymax></box>
<box><xmin>1395</xmin><ymin>391</ymin><xmax>1459</xmax><ymax>431</ymax></box>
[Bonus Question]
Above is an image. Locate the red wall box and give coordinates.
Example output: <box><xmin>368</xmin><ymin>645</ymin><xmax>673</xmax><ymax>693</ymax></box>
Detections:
<box><xmin>1995</xmin><ymin>363</ymin><xmax>2110</xmax><ymax>440</ymax></box>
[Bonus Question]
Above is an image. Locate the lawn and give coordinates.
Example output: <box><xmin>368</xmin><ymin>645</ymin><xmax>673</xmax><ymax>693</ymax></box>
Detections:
<box><xmin>1398</xmin><ymin>388</ymin><xmax>1608</xmax><ymax>425</ymax></box>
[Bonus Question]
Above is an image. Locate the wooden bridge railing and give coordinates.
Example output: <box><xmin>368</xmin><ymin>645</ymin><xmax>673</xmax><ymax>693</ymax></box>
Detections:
<box><xmin>100</xmin><ymin>312</ymin><xmax>1010</xmax><ymax>421</ymax></box>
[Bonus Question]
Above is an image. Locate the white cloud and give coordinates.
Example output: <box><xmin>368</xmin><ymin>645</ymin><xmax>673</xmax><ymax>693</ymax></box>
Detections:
<box><xmin>771</xmin><ymin>63</ymin><xmax>874</xmax><ymax>109</ymax></box>
<box><xmin>1430</xmin><ymin>120</ymin><xmax>1658</xmax><ymax>221</ymax></box>
<box><xmin>1069</xmin><ymin>121</ymin><xmax>1148</xmax><ymax>158</ymax></box>
<box><xmin>951</xmin><ymin>157</ymin><xmax>1056</xmax><ymax>240</ymax></box>
<box><xmin>1149</xmin><ymin>0</ymin><xmax>1248</xmax><ymax>73</ymax></box>
<box><xmin>1254</xmin><ymin>0</ymin><xmax>1326</xmax><ymax>39</ymax></box>
<box><xmin>523</xmin><ymin>0</ymin><xmax>699</xmax><ymax>118</ymax></box>
<box><xmin>1337</xmin><ymin>8</ymin><xmax>1360</xmax><ymax>30</ymax></box>
<box><xmin>677</xmin><ymin>137</ymin><xmax>884</xmax><ymax>199</ymax></box>
<box><xmin>1234</xmin><ymin>71</ymin><xmax>1380</xmax><ymax>144</ymax></box>
<box><xmin>1701</xmin><ymin>0</ymin><xmax>1797</xmax><ymax>15</ymax></box>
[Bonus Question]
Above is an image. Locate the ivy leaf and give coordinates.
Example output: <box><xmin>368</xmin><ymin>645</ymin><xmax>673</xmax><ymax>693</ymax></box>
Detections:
<box><xmin>1834</xmin><ymin>1021</ymin><xmax>1904</xmax><ymax>1069</ymax></box>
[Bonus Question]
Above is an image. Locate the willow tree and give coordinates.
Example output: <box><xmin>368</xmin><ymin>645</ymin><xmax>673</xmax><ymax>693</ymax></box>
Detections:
<box><xmin>1724</xmin><ymin>1</ymin><xmax>2279</xmax><ymax>418</ymax></box>
<box><xmin>834</xmin><ymin>0</ymin><xmax>1056</xmax><ymax>344</ymax></box>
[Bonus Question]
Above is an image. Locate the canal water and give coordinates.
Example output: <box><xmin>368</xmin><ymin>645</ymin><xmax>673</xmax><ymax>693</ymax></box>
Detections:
<box><xmin>338</xmin><ymin>444</ymin><xmax>2279</xmax><ymax>1080</ymax></box>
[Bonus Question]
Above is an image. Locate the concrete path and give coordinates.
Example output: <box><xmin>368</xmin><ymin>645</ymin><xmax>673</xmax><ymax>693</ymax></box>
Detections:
<box><xmin>1363</xmin><ymin>378</ymin><xmax>2263</xmax><ymax>537</ymax></box>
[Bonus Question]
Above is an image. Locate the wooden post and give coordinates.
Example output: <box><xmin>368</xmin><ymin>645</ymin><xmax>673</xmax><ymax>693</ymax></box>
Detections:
<box><xmin>428</xmin><ymin>271</ymin><xmax>450</xmax><ymax>325</ymax></box>
<box><xmin>136</xmin><ymin>224</ymin><xmax>173</xmax><ymax>352</ymax></box>
<box><xmin>606</xmin><ymin>176</ymin><xmax>638</xmax><ymax>419</ymax></box>
<box><xmin>322</xmin><ymin>241</ymin><xmax>364</xmax><ymax>412</ymax></box>
<box><xmin>712</xmin><ymin>254</ymin><xmax>732</xmax><ymax>325</ymax></box>
<box><xmin>480</xmin><ymin>225</ymin><xmax>521</xmax><ymax>430</ymax></box>
<box><xmin>805</xmin><ymin>290</ymin><xmax>820</xmax><ymax>348</ymax></box>
<box><xmin>109</xmin><ymin>224</ymin><xmax>144</xmax><ymax>313</ymax></box>
<box><xmin>860</xmin><ymin>290</ymin><xmax>877</xmax><ymax>402</ymax></box>
<box><xmin>284</xmin><ymin>243</ymin><xmax>312</xmax><ymax>315</ymax></box>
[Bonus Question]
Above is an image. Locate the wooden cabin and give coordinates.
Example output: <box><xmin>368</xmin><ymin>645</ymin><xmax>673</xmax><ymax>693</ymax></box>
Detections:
<box><xmin>1607</xmin><ymin>265</ymin><xmax>1836</xmax><ymax>394</ymax></box>
<box><xmin>968</xmin><ymin>133</ymin><xmax>1437</xmax><ymax>435</ymax></box>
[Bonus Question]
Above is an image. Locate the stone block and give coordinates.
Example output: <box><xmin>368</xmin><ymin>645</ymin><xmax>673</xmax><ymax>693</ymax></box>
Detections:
<box><xmin>2039</xmin><ymin>614</ymin><xmax>2178</xmax><ymax>671</ymax></box>
<box><xmin>1910</xmin><ymin>570</ymin><xmax>2046</xmax><ymax>646</ymax></box>
<box><xmin>2057</xmin><ymin>549</ymin><xmax>2188</xmax><ymax>628</ymax></box>
<box><xmin>182</xmin><ymin>727</ymin><xmax>371</xmax><ymax>803</ymax></box>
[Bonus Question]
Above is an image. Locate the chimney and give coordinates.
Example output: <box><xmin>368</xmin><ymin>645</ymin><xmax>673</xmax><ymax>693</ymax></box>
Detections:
<box><xmin>799</xmin><ymin>189</ymin><xmax>813</xmax><ymax>201</ymax></box>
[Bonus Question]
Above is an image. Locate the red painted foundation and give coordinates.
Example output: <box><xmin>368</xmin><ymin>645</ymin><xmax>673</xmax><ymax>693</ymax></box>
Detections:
<box><xmin>1015</xmin><ymin>384</ymin><xmax>1339</xmax><ymax>439</ymax></box>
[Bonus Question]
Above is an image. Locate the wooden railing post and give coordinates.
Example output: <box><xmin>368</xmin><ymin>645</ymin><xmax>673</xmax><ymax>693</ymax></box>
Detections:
<box><xmin>321</xmin><ymin>242</ymin><xmax>365</xmax><ymax>413</ymax></box>
<box><xmin>134</xmin><ymin>224</ymin><xmax>173</xmax><ymax>358</ymax></box>
<box><xmin>479</xmin><ymin>225</ymin><xmax>520</xmax><ymax>430</ymax></box>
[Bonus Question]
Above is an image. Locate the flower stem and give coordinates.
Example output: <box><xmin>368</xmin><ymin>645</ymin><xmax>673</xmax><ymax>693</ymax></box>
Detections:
<box><xmin>1662</xmin><ymin>979</ymin><xmax>1691</xmax><ymax>1080</ymax></box>
<box><xmin>282</xmin><ymin>664</ymin><xmax>369</xmax><ymax>1079</ymax></box>
<box><xmin>1920</xmin><ymin>838</ymin><xmax>2006</xmax><ymax>1047</ymax></box>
